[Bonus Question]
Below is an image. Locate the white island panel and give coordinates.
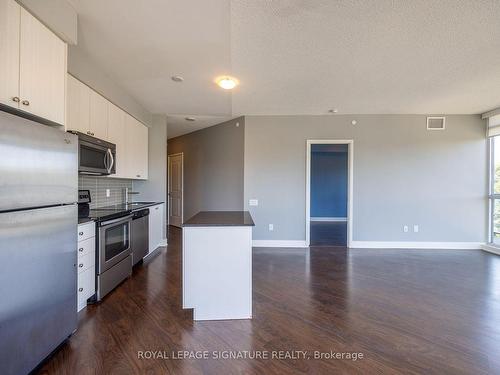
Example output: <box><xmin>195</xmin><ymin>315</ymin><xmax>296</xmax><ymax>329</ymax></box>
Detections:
<box><xmin>183</xmin><ymin>225</ymin><xmax>252</xmax><ymax>320</ymax></box>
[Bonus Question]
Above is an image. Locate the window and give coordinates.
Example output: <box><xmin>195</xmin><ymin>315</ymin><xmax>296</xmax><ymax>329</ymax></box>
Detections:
<box><xmin>489</xmin><ymin>136</ymin><xmax>500</xmax><ymax>244</ymax></box>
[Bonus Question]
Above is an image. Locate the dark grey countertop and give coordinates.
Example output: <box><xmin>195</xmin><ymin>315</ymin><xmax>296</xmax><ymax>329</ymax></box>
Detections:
<box><xmin>78</xmin><ymin>217</ymin><xmax>94</xmax><ymax>225</ymax></box>
<box><xmin>183</xmin><ymin>211</ymin><xmax>255</xmax><ymax>227</ymax></box>
<box><xmin>101</xmin><ymin>201</ymin><xmax>164</xmax><ymax>211</ymax></box>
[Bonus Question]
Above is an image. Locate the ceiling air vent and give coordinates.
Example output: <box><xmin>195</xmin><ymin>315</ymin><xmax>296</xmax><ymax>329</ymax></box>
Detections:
<box><xmin>427</xmin><ymin>116</ymin><xmax>446</xmax><ymax>130</ymax></box>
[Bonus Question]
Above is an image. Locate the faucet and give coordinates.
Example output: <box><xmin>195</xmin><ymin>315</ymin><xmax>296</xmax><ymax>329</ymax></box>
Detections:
<box><xmin>124</xmin><ymin>187</ymin><xmax>140</xmax><ymax>204</ymax></box>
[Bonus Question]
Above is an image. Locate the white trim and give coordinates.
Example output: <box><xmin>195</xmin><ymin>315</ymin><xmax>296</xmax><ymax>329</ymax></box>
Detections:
<box><xmin>482</xmin><ymin>243</ymin><xmax>500</xmax><ymax>256</ymax></box>
<box><xmin>252</xmin><ymin>240</ymin><xmax>308</xmax><ymax>248</ymax></box>
<box><xmin>482</xmin><ymin>107</ymin><xmax>500</xmax><ymax>119</ymax></box>
<box><xmin>168</xmin><ymin>152</ymin><xmax>184</xmax><ymax>227</ymax></box>
<box><xmin>350</xmin><ymin>241</ymin><xmax>482</xmax><ymax>249</ymax></box>
<box><xmin>310</xmin><ymin>217</ymin><xmax>347</xmax><ymax>222</ymax></box>
<box><xmin>306</xmin><ymin>140</ymin><xmax>353</xmax><ymax>248</ymax></box>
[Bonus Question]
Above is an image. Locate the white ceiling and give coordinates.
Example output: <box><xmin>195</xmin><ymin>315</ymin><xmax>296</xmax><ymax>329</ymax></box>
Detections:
<box><xmin>70</xmin><ymin>0</ymin><xmax>500</xmax><ymax>138</ymax></box>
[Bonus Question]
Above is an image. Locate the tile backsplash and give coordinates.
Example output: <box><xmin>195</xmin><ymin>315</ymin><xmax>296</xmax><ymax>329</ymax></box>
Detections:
<box><xmin>79</xmin><ymin>176</ymin><xmax>133</xmax><ymax>208</ymax></box>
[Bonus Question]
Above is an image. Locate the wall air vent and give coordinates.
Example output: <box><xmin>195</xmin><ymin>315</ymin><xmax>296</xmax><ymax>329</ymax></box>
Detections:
<box><xmin>427</xmin><ymin>116</ymin><xmax>446</xmax><ymax>130</ymax></box>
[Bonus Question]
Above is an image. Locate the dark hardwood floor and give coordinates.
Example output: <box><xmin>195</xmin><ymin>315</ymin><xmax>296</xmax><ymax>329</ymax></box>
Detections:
<box><xmin>310</xmin><ymin>221</ymin><xmax>347</xmax><ymax>246</ymax></box>
<box><xmin>38</xmin><ymin>227</ymin><xmax>500</xmax><ymax>374</ymax></box>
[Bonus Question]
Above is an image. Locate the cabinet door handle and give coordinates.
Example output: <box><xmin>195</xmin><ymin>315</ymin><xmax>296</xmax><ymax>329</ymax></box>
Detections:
<box><xmin>78</xmin><ymin>248</ymin><xmax>84</xmax><ymax>252</ymax></box>
<box><xmin>78</xmin><ymin>287</ymin><xmax>83</xmax><ymax>292</ymax></box>
<box><xmin>79</xmin><ymin>231</ymin><xmax>84</xmax><ymax>235</ymax></box>
<box><xmin>136</xmin><ymin>175</ymin><xmax>141</xmax><ymax>178</ymax></box>
<box><xmin>12</xmin><ymin>96</ymin><xmax>20</xmax><ymax>103</ymax></box>
<box><xmin>21</xmin><ymin>100</ymin><xmax>29</xmax><ymax>106</ymax></box>
<box><xmin>78</xmin><ymin>263</ymin><xmax>84</xmax><ymax>268</ymax></box>
<box><xmin>155</xmin><ymin>207</ymin><xmax>159</xmax><ymax>210</ymax></box>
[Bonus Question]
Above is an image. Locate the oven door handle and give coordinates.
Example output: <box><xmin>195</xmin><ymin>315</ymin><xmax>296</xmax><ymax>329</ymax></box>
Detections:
<box><xmin>100</xmin><ymin>214</ymin><xmax>133</xmax><ymax>227</ymax></box>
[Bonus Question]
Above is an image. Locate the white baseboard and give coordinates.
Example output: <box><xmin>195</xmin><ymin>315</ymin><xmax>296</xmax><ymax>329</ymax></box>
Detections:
<box><xmin>310</xmin><ymin>217</ymin><xmax>347</xmax><ymax>222</ymax></box>
<box><xmin>350</xmin><ymin>241</ymin><xmax>482</xmax><ymax>250</ymax></box>
<box><xmin>481</xmin><ymin>243</ymin><xmax>500</xmax><ymax>255</ymax></box>
<box><xmin>252</xmin><ymin>240</ymin><xmax>308</xmax><ymax>248</ymax></box>
<box><xmin>159</xmin><ymin>238</ymin><xmax>168</xmax><ymax>246</ymax></box>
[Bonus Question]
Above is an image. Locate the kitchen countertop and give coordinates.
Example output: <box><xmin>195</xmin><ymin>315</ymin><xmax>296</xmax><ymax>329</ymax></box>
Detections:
<box><xmin>78</xmin><ymin>202</ymin><xmax>164</xmax><ymax>223</ymax></box>
<box><xmin>103</xmin><ymin>201</ymin><xmax>164</xmax><ymax>211</ymax></box>
<box><xmin>78</xmin><ymin>217</ymin><xmax>95</xmax><ymax>225</ymax></box>
<box><xmin>183</xmin><ymin>211</ymin><xmax>255</xmax><ymax>227</ymax></box>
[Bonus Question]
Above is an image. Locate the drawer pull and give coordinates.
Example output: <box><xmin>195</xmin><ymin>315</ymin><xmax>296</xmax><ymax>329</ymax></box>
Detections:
<box><xmin>21</xmin><ymin>99</ymin><xmax>29</xmax><ymax>106</ymax></box>
<box><xmin>12</xmin><ymin>96</ymin><xmax>20</xmax><ymax>103</ymax></box>
<box><xmin>79</xmin><ymin>232</ymin><xmax>84</xmax><ymax>236</ymax></box>
<box><xmin>78</xmin><ymin>248</ymin><xmax>84</xmax><ymax>252</ymax></box>
<box><xmin>78</xmin><ymin>287</ymin><xmax>83</xmax><ymax>292</ymax></box>
<box><xmin>78</xmin><ymin>263</ymin><xmax>84</xmax><ymax>268</ymax></box>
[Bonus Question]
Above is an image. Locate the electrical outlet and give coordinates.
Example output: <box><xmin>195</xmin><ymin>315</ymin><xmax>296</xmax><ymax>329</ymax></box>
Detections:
<box><xmin>413</xmin><ymin>225</ymin><xmax>419</xmax><ymax>233</ymax></box>
<box><xmin>269</xmin><ymin>224</ymin><xmax>274</xmax><ymax>231</ymax></box>
<box><xmin>249</xmin><ymin>199</ymin><xmax>258</xmax><ymax>206</ymax></box>
<box><xmin>403</xmin><ymin>225</ymin><xmax>409</xmax><ymax>233</ymax></box>
<box><xmin>106</xmin><ymin>189</ymin><xmax>110</xmax><ymax>197</ymax></box>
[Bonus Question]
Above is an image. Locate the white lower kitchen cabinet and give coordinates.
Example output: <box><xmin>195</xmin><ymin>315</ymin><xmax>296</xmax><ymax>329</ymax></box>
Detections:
<box><xmin>77</xmin><ymin>222</ymin><xmax>96</xmax><ymax>312</ymax></box>
<box><xmin>148</xmin><ymin>203</ymin><xmax>164</xmax><ymax>254</ymax></box>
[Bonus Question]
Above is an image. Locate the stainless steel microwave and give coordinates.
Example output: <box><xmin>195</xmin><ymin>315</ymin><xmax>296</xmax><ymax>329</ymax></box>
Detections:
<box><xmin>67</xmin><ymin>131</ymin><xmax>116</xmax><ymax>175</ymax></box>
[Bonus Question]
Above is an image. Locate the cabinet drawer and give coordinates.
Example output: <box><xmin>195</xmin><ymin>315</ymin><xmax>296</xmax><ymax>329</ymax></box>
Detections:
<box><xmin>77</xmin><ymin>252</ymin><xmax>95</xmax><ymax>274</ymax></box>
<box><xmin>77</xmin><ymin>221</ymin><xmax>95</xmax><ymax>241</ymax></box>
<box><xmin>77</xmin><ymin>266</ymin><xmax>95</xmax><ymax>311</ymax></box>
<box><xmin>77</xmin><ymin>237</ymin><xmax>95</xmax><ymax>259</ymax></box>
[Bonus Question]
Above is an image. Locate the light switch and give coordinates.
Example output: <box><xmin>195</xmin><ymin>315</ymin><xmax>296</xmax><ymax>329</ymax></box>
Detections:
<box><xmin>249</xmin><ymin>199</ymin><xmax>258</xmax><ymax>206</ymax></box>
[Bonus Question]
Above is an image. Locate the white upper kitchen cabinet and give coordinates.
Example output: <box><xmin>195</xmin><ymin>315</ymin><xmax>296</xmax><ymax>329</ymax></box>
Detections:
<box><xmin>125</xmin><ymin>114</ymin><xmax>148</xmax><ymax>180</ymax></box>
<box><xmin>66</xmin><ymin>74</ymin><xmax>90</xmax><ymax>134</ymax></box>
<box><xmin>107</xmin><ymin>102</ymin><xmax>126</xmax><ymax>177</ymax></box>
<box><xmin>0</xmin><ymin>0</ymin><xmax>20</xmax><ymax>109</ymax></box>
<box><xmin>19</xmin><ymin>7</ymin><xmax>67</xmax><ymax>125</ymax></box>
<box><xmin>89</xmin><ymin>90</ymin><xmax>108</xmax><ymax>140</ymax></box>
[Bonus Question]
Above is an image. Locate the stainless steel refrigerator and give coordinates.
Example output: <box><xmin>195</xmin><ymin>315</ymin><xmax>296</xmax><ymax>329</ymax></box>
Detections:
<box><xmin>0</xmin><ymin>110</ymin><xmax>78</xmax><ymax>375</ymax></box>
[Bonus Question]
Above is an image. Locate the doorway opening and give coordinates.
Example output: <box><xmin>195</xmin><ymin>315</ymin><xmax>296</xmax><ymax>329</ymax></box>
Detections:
<box><xmin>306</xmin><ymin>140</ymin><xmax>353</xmax><ymax>247</ymax></box>
<box><xmin>168</xmin><ymin>153</ymin><xmax>184</xmax><ymax>228</ymax></box>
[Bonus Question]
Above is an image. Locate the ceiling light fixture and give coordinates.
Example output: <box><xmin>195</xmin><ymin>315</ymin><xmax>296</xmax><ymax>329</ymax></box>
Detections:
<box><xmin>215</xmin><ymin>76</ymin><xmax>239</xmax><ymax>90</ymax></box>
<box><xmin>171</xmin><ymin>75</ymin><xmax>184</xmax><ymax>82</ymax></box>
<box><xmin>185</xmin><ymin>117</ymin><xmax>196</xmax><ymax>122</ymax></box>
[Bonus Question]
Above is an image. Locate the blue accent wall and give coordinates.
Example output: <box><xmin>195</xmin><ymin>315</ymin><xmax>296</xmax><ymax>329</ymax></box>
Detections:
<box><xmin>310</xmin><ymin>150</ymin><xmax>348</xmax><ymax>217</ymax></box>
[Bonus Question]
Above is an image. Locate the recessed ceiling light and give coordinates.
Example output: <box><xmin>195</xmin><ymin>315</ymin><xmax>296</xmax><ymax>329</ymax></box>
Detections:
<box><xmin>185</xmin><ymin>117</ymin><xmax>196</xmax><ymax>122</ymax></box>
<box><xmin>215</xmin><ymin>76</ymin><xmax>239</xmax><ymax>90</ymax></box>
<box><xmin>328</xmin><ymin>109</ymin><xmax>338</xmax><ymax>114</ymax></box>
<box><xmin>171</xmin><ymin>75</ymin><xmax>184</xmax><ymax>82</ymax></box>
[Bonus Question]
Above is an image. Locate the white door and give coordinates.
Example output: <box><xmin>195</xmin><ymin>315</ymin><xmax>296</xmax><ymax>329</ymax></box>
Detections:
<box><xmin>89</xmin><ymin>90</ymin><xmax>108</xmax><ymax>139</ymax></box>
<box><xmin>19</xmin><ymin>7</ymin><xmax>66</xmax><ymax>125</ymax></box>
<box><xmin>66</xmin><ymin>74</ymin><xmax>90</xmax><ymax>134</ymax></box>
<box><xmin>0</xmin><ymin>0</ymin><xmax>20</xmax><ymax>109</ymax></box>
<box><xmin>107</xmin><ymin>102</ymin><xmax>126</xmax><ymax>177</ymax></box>
<box><xmin>168</xmin><ymin>154</ymin><xmax>183</xmax><ymax>227</ymax></box>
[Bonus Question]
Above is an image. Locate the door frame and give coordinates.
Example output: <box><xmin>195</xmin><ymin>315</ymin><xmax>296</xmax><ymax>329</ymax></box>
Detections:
<box><xmin>168</xmin><ymin>152</ymin><xmax>184</xmax><ymax>227</ymax></box>
<box><xmin>305</xmin><ymin>140</ymin><xmax>353</xmax><ymax>247</ymax></box>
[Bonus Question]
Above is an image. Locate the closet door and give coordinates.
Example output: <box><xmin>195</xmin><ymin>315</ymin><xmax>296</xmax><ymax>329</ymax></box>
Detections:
<box><xmin>19</xmin><ymin>7</ymin><xmax>67</xmax><ymax>125</ymax></box>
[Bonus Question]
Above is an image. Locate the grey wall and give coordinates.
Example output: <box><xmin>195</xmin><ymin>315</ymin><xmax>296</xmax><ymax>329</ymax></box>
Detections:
<box><xmin>244</xmin><ymin>115</ymin><xmax>487</xmax><ymax>243</ymax></box>
<box><xmin>168</xmin><ymin>117</ymin><xmax>245</xmax><ymax>221</ymax></box>
<box><xmin>68</xmin><ymin>47</ymin><xmax>152</xmax><ymax>127</ymax></box>
<box><xmin>134</xmin><ymin>115</ymin><xmax>168</xmax><ymax>235</ymax></box>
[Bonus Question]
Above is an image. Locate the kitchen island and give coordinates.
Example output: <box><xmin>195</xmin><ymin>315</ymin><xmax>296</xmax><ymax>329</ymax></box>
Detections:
<box><xmin>182</xmin><ymin>211</ymin><xmax>254</xmax><ymax>320</ymax></box>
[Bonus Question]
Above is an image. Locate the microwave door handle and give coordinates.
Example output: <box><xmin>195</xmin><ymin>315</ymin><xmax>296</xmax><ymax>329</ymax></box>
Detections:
<box><xmin>107</xmin><ymin>149</ymin><xmax>114</xmax><ymax>173</ymax></box>
<box><xmin>103</xmin><ymin>150</ymin><xmax>109</xmax><ymax>171</ymax></box>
